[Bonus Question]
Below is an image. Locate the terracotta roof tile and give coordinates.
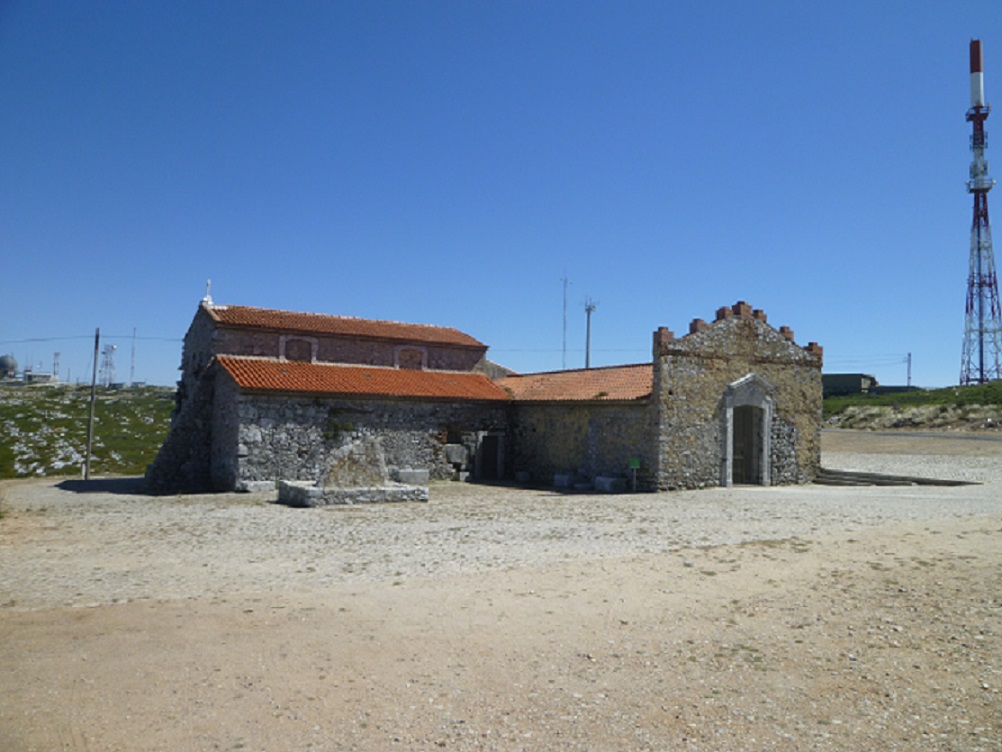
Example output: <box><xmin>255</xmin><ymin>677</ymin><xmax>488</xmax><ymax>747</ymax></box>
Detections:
<box><xmin>206</xmin><ymin>304</ymin><xmax>485</xmax><ymax>349</ymax></box>
<box><xmin>217</xmin><ymin>356</ymin><xmax>509</xmax><ymax>401</ymax></box>
<box><xmin>498</xmin><ymin>364</ymin><xmax>652</xmax><ymax>402</ymax></box>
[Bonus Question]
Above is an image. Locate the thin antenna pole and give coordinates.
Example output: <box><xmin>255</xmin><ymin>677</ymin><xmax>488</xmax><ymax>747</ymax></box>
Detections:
<box><xmin>584</xmin><ymin>298</ymin><xmax>597</xmax><ymax>369</ymax></box>
<box><xmin>561</xmin><ymin>276</ymin><xmax>569</xmax><ymax>370</ymax></box>
<box><xmin>85</xmin><ymin>328</ymin><xmax>99</xmax><ymax>480</ymax></box>
<box><xmin>907</xmin><ymin>352</ymin><xmax>912</xmax><ymax>387</ymax></box>
<box><xmin>130</xmin><ymin>327</ymin><xmax>136</xmax><ymax>386</ymax></box>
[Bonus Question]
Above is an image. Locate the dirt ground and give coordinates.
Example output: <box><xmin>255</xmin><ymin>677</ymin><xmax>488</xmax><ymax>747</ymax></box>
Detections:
<box><xmin>1</xmin><ymin>432</ymin><xmax>1000</xmax><ymax>752</ymax></box>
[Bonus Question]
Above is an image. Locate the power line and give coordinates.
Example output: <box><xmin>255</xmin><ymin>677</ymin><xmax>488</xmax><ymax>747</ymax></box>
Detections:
<box><xmin>106</xmin><ymin>335</ymin><xmax>182</xmax><ymax>342</ymax></box>
<box><xmin>0</xmin><ymin>335</ymin><xmax>181</xmax><ymax>345</ymax></box>
<box><xmin>825</xmin><ymin>355</ymin><xmax>910</xmax><ymax>367</ymax></box>
<box><xmin>0</xmin><ymin>335</ymin><xmax>94</xmax><ymax>344</ymax></box>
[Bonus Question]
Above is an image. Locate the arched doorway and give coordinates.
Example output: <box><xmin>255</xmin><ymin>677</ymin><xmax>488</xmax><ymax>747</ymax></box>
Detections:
<box><xmin>732</xmin><ymin>404</ymin><xmax>763</xmax><ymax>484</ymax></box>
<box><xmin>723</xmin><ymin>375</ymin><xmax>773</xmax><ymax>487</ymax></box>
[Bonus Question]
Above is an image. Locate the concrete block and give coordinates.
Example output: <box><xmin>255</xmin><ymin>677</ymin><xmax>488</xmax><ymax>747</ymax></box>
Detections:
<box><xmin>277</xmin><ymin>480</ymin><xmax>324</xmax><ymax>506</ymax></box>
<box><xmin>595</xmin><ymin>476</ymin><xmax>627</xmax><ymax>493</ymax></box>
<box><xmin>278</xmin><ymin>480</ymin><xmax>428</xmax><ymax>506</ymax></box>
<box><xmin>238</xmin><ymin>480</ymin><xmax>275</xmax><ymax>493</ymax></box>
<box><xmin>553</xmin><ymin>473</ymin><xmax>574</xmax><ymax>488</ymax></box>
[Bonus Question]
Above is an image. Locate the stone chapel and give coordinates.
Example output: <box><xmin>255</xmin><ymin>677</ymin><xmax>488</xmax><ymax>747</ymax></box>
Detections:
<box><xmin>145</xmin><ymin>299</ymin><xmax>822</xmax><ymax>494</ymax></box>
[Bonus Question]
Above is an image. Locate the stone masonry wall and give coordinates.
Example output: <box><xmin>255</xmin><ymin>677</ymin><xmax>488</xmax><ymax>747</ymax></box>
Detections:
<box><xmin>509</xmin><ymin>401</ymin><xmax>656</xmax><ymax>488</ymax></box>
<box><xmin>210</xmin><ymin>326</ymin><xmax>486</xmax><ymax>372</ymax></box>
<box><xmin>210</xmin><ymin>373</ymin><xmax>241</xmax><ymax>490</ymax></box>
<box><xmin>174</xmin><ymin>307</ymin><xmax>218</xmax><ymax>424</ymax></box>
<box><xmin>212</xmin><ymin>385</ymin><xmax>510</xmax><ymax>490</ymax></box>
<box><xmin>145</xmin><ymin>371</ymin><xmax>215</xmax><ymax>494</ymax></box>
<box><xmin>653</xmin><ymin>308</ymin><xmax>822</xmax><ymax>490</ymax></box>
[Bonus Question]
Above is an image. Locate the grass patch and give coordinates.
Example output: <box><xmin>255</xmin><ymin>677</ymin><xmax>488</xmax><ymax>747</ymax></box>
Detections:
<box><xmin>0</xmin><ymin>383</ymin><xmax>174</xmax><ymax>478</ymax></box>
<box><xmin>823</xmin><ymin>380</ymin><xmax>1002</xmax><ymax>419</ymax></box>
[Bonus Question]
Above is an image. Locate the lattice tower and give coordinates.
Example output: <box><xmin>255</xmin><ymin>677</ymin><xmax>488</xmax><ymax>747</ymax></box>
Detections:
<box><xmin>961</xmin><ymin>39</ymin><xmax>1002</xmax><ymax>385</ymax></box>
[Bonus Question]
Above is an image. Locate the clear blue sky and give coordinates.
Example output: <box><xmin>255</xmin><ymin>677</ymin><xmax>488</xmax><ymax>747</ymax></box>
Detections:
<box><xmin>2</xmin><ymin>1</ymin><xmax>1000</xmax><ymax>387</ymax></box>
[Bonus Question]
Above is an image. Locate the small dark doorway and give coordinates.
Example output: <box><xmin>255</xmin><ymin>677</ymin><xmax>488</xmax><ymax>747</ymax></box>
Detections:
<box><xmin>732</xmin><ymin>405</ymin><xmax>762</xmax><ymax>484</ymax></box>
<box><xmin>478</xmin><ymin>434</ymin><xmax>501</xmax><ymax>480</ymax></box>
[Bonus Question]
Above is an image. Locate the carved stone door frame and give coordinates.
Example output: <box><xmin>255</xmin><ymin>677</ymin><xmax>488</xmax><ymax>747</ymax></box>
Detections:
<box><xmin>722</xmin><ymin>373</ymin><xmax>773</xmax><ymax>487</ymax></box>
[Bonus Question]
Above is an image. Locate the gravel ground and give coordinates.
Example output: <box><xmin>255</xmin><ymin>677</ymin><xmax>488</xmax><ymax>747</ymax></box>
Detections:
<box><xmin>1</xmin><ymin>450</ymin><xmax>1000</xmax><ymax>611</ymax></box>
<box><xmin>1</xmin><ymin>435</ymin><xmax>1000</xmax><ymax>752</ymax></box>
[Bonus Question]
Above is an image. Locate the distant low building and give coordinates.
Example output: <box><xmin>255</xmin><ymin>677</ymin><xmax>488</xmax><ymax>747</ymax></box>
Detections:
<box><xmin>22</xmin><ymin>370</ymin><xmax>54</xmax><ymax>384</ymax></box>
<box><xmin>822</xmin><ymin>373</ymin><xmax>878</xmax><ymax>397</ymax></box>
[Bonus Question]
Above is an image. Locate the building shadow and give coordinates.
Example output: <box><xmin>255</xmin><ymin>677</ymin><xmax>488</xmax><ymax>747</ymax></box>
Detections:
<box><xmin>55</xmin><ymin>477</ymin><xmax>149</xmax><ymax>495</ymax></box>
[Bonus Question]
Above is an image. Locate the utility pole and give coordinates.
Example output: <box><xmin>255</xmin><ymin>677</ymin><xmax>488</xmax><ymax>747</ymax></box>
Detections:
<box><xmin>907</xmin><ymin>352</ymin><xmax>912</xmax><ymax>388</ymax></box>
<box><xmin>584</xmin><ymin>298</ymin><xmax>597</xmax><ymax>369</ymax></box>
<box><xmin>85</xmin><ymin>328</ymin><xmax>99</xmax><ymax>480</ymax></box>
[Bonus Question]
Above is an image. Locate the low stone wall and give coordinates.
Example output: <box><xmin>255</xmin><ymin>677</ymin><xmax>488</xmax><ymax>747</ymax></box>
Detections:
<box><xmin>277</xmin><ymin>480</ymin><xmax>429</xmax><ymax>506</ymax></box>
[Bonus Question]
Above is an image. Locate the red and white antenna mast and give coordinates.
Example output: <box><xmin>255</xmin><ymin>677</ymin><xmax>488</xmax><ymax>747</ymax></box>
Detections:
<box><xmin>961</xmin><ymin>39</ymin><xmax>1002</xmax><ymax>385</ymax></box>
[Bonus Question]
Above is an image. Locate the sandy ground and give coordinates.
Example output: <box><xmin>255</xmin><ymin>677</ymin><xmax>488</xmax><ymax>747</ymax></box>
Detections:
<box><xmin>1</xmin><ymin>431</ymin><xmax>1000</xmax><ymax>752</ymax></box>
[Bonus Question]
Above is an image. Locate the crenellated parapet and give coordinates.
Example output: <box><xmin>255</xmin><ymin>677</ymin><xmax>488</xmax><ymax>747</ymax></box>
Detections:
<box><xmin>652</xmin><ymin>300</ymin><xmax>823</xmax><ymax>367</ymax></box>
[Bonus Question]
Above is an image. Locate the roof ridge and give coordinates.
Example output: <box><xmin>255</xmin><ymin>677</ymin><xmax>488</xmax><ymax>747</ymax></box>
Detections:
<box><xmin>207</xmin><ymin>303</ymin><xmax>470</xmax><ymax>334</ymax></box>
<box><xmin>504</xmin><ymin>362</ymin><xmax>652</xmax><ymax>378</ymax></box>
<box><xmin>203</xmin><ymin>303</ymin><xmax>486</xmax><ymax>348</ymax></box>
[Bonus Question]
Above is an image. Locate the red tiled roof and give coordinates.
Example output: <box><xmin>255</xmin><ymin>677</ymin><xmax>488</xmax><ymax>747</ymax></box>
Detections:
<box><xmin>217</xmin><ymin>356</ymin><xmax>509</xmax><ymax>401</ymax></box>
<box><xmin>205</xmin><ymin>304</ymin><xmax>485</xmax><ymax>349</ymax></box>
<box><xmin>498</xmin><ymin>364</ymin><xmax>652</xmax><ymax>402</ymax></box>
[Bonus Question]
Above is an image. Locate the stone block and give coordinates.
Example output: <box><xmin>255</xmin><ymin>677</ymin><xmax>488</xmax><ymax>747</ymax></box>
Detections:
<box><xmin>324</xmin><ymin>436</ymin><xmax>389</xmax><ymax>488</ymax></box>
<box><xmin>444</xmin><ymin>443</ymin><xmax>468</xmax><ymax>465</ymax></box>
<box><xmin>553</xmin><ymin>473</ymin><xmax>574</xmax><ymax>488</ymax></box>
<box><xmin>394</xmin><ymin>468</ymin><xmax>430</xmax><ymax>484</ymax></box>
